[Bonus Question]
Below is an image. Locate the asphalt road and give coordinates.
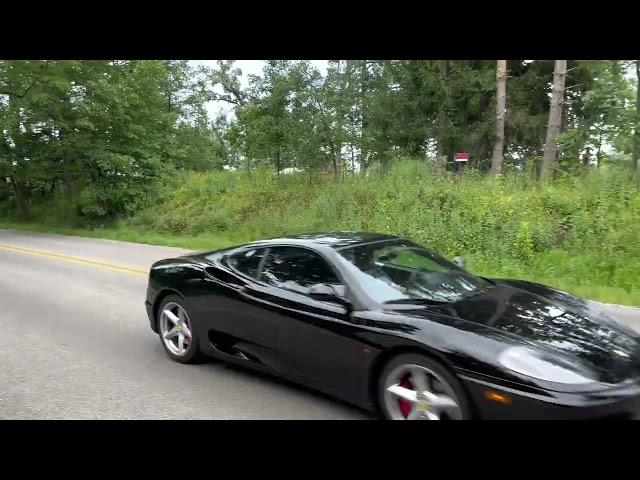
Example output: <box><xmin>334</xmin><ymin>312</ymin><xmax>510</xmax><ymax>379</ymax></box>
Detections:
<box><xmin>1</xmin><ymin>229</ymin><xmax>639</xmax><ymax>420</ymax></box>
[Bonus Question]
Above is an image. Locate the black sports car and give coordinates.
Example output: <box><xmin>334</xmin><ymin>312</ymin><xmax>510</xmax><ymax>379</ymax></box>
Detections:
<box><xmin>145</xmin><ymin>231</ymin><xmax>640</xmax><ymax>420</ymax></box>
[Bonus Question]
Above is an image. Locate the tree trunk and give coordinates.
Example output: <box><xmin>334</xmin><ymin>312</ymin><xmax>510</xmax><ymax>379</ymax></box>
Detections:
<box><xmin>350</xmin><ymin>144</ymin><xmax>355</xmax><ymax>172</ymax></box>
<box><xmin>437</xmin><ymin>60</ymin><xmax>450</xmax><ymax>163</ymax></box>
<box><xmin>581</xmin><ymin>147</ymin><xmax>591</xmax><ymax>175</ymax></box>
<box><xmin>9</xmin><ymin>176</ymin><xmax>30</xmax><ymax>220</ymax></box>
<box><xmin>334</xmin><ymin>108</ymin><xmax>342</xmax><ymax>182</ymax></box>
<box><xmin>633</xmin><ymin>60</ymin><xmax>640</xmax><ymax>172</ymax></box>
<box><xmin>62</xmin><ymin>151</ymin><xmax>73</xmax><ymax>202</ymax></box>
<box><xmin>360</xmin><ymin>60</ymin><xmax>369</xmax><ymax>176</ymax></box>
<box><xmin>491</xmin><ymin>60</ymin><xmax>507</xmax><ymax>175</ymax></box>
<box><xmin>58</xmin><ymin>132</ymin><xmax>74</xmax><ymax>203</ymax></box>
<box><xmin>541</xmin><ymin>60</ymin><xmax>568</xmax><ymax>180</ymax></box>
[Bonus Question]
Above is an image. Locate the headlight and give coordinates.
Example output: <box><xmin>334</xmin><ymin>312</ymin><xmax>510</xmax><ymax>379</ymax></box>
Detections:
<box><xmin>498</xmin><ymin>346</ymin><xmax>596</xmax><ymax>385</ymax></box>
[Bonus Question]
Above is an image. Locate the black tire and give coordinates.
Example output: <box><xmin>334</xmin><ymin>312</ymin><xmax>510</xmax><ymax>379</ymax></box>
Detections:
<box><xmin>157</xmin><ymin>294</ymin><xmax>208</xmax><ymax>365</ymax></box>
<box><xmin>377</xmin><ymin>353</ymin><xmax>474</xmax><ymax>420</ymax></box>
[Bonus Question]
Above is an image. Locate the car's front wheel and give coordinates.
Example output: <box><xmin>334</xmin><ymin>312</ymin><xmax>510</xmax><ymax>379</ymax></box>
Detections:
<box><xmin>378</xmin><ymin>353</ymin><xmax>473</xmax><ymax>420</ymax></box>
<box><xmin>157</xmin><ymin>295</ymin><xmax>207</xmax><ymax>364</ymax></box>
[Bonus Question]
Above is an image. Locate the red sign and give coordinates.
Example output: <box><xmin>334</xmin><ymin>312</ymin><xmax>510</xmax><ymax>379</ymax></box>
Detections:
<box><xmin>455</xmin><ymin>153</ymin><xmax>469</xmax><ymax>162</ymax></box>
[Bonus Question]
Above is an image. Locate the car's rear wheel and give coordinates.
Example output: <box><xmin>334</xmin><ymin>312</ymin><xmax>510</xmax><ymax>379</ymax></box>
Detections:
<box><xmin>157</xmin><ymin>295</ymin><xmax>207</xmax><ymax>364</ymax></box>
<box><xmin>378</xmin><ymin>353</ymin><xmax>472</xmax><ymax>420</ymax></box>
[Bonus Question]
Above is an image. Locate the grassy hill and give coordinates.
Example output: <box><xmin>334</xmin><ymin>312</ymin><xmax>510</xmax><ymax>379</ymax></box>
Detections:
<box><xmin>2</xmin><ymin>161</ymin><xmax>639</xmax><ymax>305</ymax></box>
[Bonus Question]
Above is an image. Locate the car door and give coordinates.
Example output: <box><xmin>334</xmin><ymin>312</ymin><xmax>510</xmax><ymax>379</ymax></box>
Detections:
<box><xmin>188</xmin><ymin>246</ymin><xmax>286</xmax><ymax>370</ymax></box>
<box><xmin>256</xmin><ymin>246</ymin><xmax>373</xmax><ymax>398</ymax></box>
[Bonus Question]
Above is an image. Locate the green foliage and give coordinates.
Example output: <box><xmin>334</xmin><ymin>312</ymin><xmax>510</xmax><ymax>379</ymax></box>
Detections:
<box><xmin>0</xmin><ymin>60</ymin><xmax>227</xmax><ymax>221</ymax></box>
<box><xmin>4</xmin><ymin>161</ymin><xmax>639</xmax><ymax>305</ymax></box>
<box><xmin>2</xmin><ymin>59</ymin><xmax>639</xmax><ymax>305</ymax></box>
<box><xmin>111</xmin><ymin>162</ymin><xmax>640</xmax><ymax>299</ymax></box>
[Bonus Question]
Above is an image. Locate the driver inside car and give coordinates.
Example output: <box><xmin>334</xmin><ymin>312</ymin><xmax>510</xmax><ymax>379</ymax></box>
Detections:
<box><xmin>351</xmin><ymin>249</ymin><xmax>407</xmax><ymax>293</ymax></box>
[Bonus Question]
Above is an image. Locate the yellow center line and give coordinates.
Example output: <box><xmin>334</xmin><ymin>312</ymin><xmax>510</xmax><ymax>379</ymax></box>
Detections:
<box><xmin>0</xmin><ymin>243</ymin><xmax>149</xmax><ymax>276</ymax></box>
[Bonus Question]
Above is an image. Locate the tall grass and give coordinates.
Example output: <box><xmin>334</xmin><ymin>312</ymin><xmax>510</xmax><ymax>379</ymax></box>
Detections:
<box><xmin>3</xmin><ymin>160</ymin><xmax>640</xmax><ymax>304</ymax></box>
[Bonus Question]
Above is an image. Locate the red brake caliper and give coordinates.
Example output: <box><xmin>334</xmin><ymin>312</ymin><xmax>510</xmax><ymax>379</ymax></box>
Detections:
<box><xmin>398</xmin><ymin>377</ymin><xmax>413</xmax><ymax>417</ymax></box>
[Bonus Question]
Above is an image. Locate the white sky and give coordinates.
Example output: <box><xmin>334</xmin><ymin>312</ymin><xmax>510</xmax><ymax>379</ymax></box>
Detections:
<box><xmin>190</xmin><ymin>60</ymin><xmax>329</xmax><ymax>119</ymax></box>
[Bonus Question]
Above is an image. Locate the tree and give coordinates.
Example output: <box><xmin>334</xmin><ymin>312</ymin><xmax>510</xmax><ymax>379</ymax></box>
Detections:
<box><xmin>633</xmin><ymin>60</ymin><xmax>640</xmax><ymax>172</ymax></box>
<box><xmin>558</xmin><ymin>61</ymin><xmax>635</xmax><ymax>170</ymax></box>
<box><xmin>541</xmin><ymin>60</ymin><xmax>568</xmax><ymax>179</ymax></box>
<box><xmin>0</xmin><ymin>60</ymin><xmax>57</xmax><ymax>220</ymax></box>
<box><xmin>491</xmin><ymin>60</ymin><xmax>507</xmax><ymax>175</ymax></box>
<box><xmin>3</xmin><ymin>59</ymin><xmax>639</xmax><ymax>226</ymax></box>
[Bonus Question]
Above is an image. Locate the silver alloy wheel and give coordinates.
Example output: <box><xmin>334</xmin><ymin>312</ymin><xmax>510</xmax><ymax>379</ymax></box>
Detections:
<box><xmin>383</xmin><ymin>363</ymin><xmax>463</xmax><ymax>420</ymax></box>
<box><xmin>159</xmin><ymin>302</ymin><xmax>193</xmax><ymax>357</ymax></box>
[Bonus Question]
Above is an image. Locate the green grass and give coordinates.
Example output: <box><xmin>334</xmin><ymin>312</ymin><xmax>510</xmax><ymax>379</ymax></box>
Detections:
<box><xmin>0</xmin><ymin>220</ymin><xmax>237</xmax><ymax>251</ymax></box>
<box><xmin>2</xmin><ymin>160</ymin><xmax>640</xmax><ymax>306</ymax></box>
<box><xmin>2</xmin><ymin>219</ymin><xmax>638</xmax><ymax>306</ymax></box>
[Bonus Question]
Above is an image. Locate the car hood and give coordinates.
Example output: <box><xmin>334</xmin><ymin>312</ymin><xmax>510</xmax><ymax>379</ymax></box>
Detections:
<box><xmin>422</xmin><ymin>281</ymin><xmax>640</xmax><ymax>383</ymax></box>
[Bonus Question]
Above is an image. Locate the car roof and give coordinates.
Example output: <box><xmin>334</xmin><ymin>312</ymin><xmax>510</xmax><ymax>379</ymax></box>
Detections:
<box><xmin>243</xmin><ymin>231</ymin><xmax>402</xmax><ymax>250</ymax></box>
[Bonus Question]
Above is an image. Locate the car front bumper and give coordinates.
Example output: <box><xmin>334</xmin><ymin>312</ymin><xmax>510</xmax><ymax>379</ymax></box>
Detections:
<box><xmin>460</xmin><ymin>375</ymin><xmax>640</xmax><ymax>420</ymax></box>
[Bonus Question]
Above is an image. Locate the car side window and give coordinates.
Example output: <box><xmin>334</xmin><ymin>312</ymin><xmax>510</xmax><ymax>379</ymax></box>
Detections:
<box><xmin>261</xmin><ymin>246</ymin><xmax>344</xmax><ymax>297</ymax></box>
<box><xmin>226</xmin><ymin>248</ymin><xmax>266</xmax><ymax>279</ymax></box>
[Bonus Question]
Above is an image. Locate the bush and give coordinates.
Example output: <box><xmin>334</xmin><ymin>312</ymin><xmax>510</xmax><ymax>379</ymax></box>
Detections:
<box><xmin>4</xmin><ymin>159</ymin><xmax>640</xmax><ymax>300</ymax></box>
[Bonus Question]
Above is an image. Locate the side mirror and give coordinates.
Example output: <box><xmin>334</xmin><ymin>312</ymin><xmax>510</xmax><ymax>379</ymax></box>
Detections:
<box><xmin>308</xmin><ymin>283</ymin><xmax>351</xmax><ymax>309</ymax></box>
<box><xmin>453</xmin><ymin>256</ymin><xmax>465</xmax><ymax>268</ymax></box>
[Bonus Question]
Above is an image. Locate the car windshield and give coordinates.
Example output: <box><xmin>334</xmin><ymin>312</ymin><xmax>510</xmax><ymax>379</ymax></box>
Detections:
<box><xmin>335</xmin><ymin>239</ymin><xmax>492</xmax><ymax>304</ymax></box>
